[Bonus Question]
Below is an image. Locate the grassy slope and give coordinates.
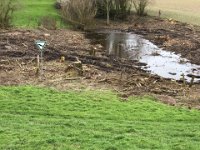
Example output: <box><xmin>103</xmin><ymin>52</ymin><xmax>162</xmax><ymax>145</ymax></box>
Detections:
<box><xmin>0</xmin><ymin>86</ymin><xmax>200</xmax><ymax>150</ymax></box>
<box><xmin>148</xmin><ymin>0</ymin><xmax>200</xmax><ymax>25</ymax></box>
<box><xmin>13</xmin><ymin>0</ymin><xmax>63</xmax><ymax>28</ymax></box>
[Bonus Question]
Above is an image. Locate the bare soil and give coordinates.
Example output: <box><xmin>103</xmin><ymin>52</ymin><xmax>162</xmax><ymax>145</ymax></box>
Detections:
<box><xmin>0</xmin><ymin>16</ymin><xmax>200</xmax><ymax>109</ymax></box>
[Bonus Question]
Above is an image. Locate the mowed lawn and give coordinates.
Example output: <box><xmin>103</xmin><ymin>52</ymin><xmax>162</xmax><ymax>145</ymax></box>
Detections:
<box><xmin>13</xmin><ymin>0</ymin><xmax>62</xmax><ymax>28</ymax></box>
<box><xmin>149</xmin><ymin>0</ymin><xmax>200</xmax><ymax>25</ymax></box>
<box><xmin>0</xmin><ymin>86</ymin><xmax>200</xmax><ymax>149</ymax></box>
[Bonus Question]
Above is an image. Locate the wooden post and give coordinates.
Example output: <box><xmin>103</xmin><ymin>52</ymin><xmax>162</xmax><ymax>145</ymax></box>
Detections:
<box><xmin>35</xmin><ymin>55</ymin><xmax>40</xmax><ymax>77</ymax></box>
<box><xmin>37</xmin><ymin>55</ymin><xmax>40</xmax><ymax>68</ymax></box>
<box><xmin>189</xmin><ymin>76</ymin><xmax>195</xmax><ymax>87</ymax></box>
<box><xmin>60</xmin><ymin>56</ymin><xmax>65</xmax><ymax>63</ymax></box>
<box><xmin>158</xmin><ymin>10</ymin><xmax>161</xmax><ymax>18</ymax></box>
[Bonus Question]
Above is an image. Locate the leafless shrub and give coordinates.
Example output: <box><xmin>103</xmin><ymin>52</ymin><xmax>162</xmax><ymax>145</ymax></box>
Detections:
<box><xmin>61</xmin><ymin>0</ymin><xmax>97</xmax><ymax>30</ymax></box>
<box><xmin>97</xmin><ymin>0</ymin><xmax>132</xmax><ymax>20</ymax></box>
<box><xmin>115</xmin><ymin>0</ymin><xmax>132</xmax><ymax>15</ymax></box>
<box><xmin>54</xmin><ymin>2</ymin><xmax>62</xmax><ymax>10</ymax></box>
<box><xmin>0</xmin><ymin>0</ymin><xmax>18</xmax><ymax>28</ymax></box>
<box><xmin>132</xmin><ymin>0</ymin><xmax>150</xmax><ymax>16</ymax></box>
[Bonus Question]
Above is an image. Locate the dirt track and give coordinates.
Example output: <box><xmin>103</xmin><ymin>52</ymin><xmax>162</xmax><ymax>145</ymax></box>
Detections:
<box><xmin>0</xmin><ymin>16</ymin><xmax>200</xmax><ymax>108</ymax></box>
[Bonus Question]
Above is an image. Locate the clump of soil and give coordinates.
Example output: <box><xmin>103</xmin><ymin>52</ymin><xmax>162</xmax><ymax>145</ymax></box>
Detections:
<box><xmin>0</xmin><ymin>16</ymin><xmax>200</xmax><ymax>108</ymax></box>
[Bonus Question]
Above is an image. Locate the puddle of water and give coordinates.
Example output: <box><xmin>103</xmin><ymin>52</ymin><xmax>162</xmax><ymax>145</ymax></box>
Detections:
<box><xmin>85</xmin><ymin>30</ymin><xmax>200</xmax><ymax>83</ymax></box>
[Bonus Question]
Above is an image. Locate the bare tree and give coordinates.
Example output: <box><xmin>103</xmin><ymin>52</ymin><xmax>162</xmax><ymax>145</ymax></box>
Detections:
<box><xmin>115</xmin><ymin>0</ymin><xmax>131</xmax><ymax>15</ymax></box>
<box><xmin>132</xmin><ymin>0</ymin><xmax>150</xmax><ymax>16</ymax></box>
<box><xmin>105</xmin><ymin>0</ymin><xmax>112</xmax><ymax>24</ymax></box>
<box><xmin>96</xmin><ymin>0</ymin><xmax>132</xmax><ymax>21</ymax></box>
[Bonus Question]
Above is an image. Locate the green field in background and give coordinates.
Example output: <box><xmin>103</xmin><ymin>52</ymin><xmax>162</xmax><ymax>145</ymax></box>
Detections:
<box><xmin>13</xmin><ymin>0</ymin><xmax>64</xmax><ymax>28</ymax></box>
<box><xmin>148</xmin><ymin>0</ymin><xmax>200</xmax><ymax>25</ymax></box>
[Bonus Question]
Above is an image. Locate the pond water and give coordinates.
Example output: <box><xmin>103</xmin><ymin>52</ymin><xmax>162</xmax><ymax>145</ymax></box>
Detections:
<box><xmin>85</xmin><ymin>30</ymin><xmax>200</xmax><ymax>83</ymax></box>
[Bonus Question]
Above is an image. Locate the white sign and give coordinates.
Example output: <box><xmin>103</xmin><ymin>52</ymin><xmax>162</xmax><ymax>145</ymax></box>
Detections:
<box><xmin>35</xmin><ymin>40</ymin><xmax>46</xmax><ymax>50</ymax></box>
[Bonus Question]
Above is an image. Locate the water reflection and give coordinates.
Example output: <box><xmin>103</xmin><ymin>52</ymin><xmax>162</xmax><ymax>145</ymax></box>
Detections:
<box><xmin>85</xmin><ymin>30</ymin><xmax>200</xmax><ymax>83</ymax></box>
<box><xmin>106</xmin><ymin>32</ymin><xmax>149</xmax><ymax>59</ymax></box>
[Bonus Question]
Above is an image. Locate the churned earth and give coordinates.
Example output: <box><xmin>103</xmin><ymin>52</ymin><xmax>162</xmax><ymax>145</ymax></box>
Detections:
<box><xmin>0</xmin><ymin>16</ymin><xmax>200</xmax><ymax>108</ymax></box>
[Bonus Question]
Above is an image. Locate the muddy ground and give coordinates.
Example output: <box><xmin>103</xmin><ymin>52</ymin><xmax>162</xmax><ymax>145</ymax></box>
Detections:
<box><xmin>0</xmin><ymin>16</ymin><xmax>200</xmax><ymax>109</ymax></box>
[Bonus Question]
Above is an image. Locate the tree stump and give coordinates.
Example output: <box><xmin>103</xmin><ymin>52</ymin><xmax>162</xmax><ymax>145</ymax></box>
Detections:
<box><xmin>65</xmin><ymin>58</ymin><xmax>83</xmax><ymax>76</ymax></box>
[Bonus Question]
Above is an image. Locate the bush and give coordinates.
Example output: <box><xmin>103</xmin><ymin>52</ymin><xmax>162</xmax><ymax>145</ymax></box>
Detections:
<box><xmin>132</xmin><ymin>0</ymin><xmax>150</xmax><ymax>16</ymax></box>
<box><xmin>0</xmin><ymin>0</ymin><xmax>18</xmax><ymax>28</ymax></box>
<box><xmin>115</xmin><ymin>0</ymin><xmax>132</xmax><ymax>17</ymax></box>
<box><xmin>54</xmin><ymin>2</ymin><xmax>62</xmax><ymax>10</ymax></box>
<box><xmin>96</xmin><ymin>0</ymin><xmax>132</xmax><ymax>20</ymax></box>
<box><xmin>61</xmin><ymin>0</ymin><xmax>97</xmax><ymax>30</ymax></box>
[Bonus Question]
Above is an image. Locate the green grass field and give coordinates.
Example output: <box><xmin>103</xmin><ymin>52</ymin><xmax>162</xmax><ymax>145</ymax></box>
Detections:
<box><xmin>149</xmin><ymin>0</ymin><xmax>200</xmax><ymax>25</ymax></box>
<box><xmin>0</xmin><ymin>86</ymin><xmax>200</xmax><ymax>149</ymax></box>
<box><xmin>13</xmin><ymin>0</ymin><xmax>63</xmax><ymax>28</ymax></box>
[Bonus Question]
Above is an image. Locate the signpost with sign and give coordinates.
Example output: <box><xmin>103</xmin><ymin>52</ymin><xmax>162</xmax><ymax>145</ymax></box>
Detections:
<box><xmin>35</xmin><ymin>40</ymin><xmax>46</xmax><ymax>77</ymax></box>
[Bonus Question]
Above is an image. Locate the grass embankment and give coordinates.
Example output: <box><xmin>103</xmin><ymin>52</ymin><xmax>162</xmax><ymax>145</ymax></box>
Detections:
<box><xmin>149</xmin><ymin>0</ymin><xmax>200</xmax><ymax>25</ymax></box>
<box><xmin>0</xmin><ymin>86</ymin><xmax>200</xmax><ymax>149</ymax></box>
<box><xmin>13</xmin><ymin>0</ymin><xmax>63</xmax><ymax>28</ymax></box>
